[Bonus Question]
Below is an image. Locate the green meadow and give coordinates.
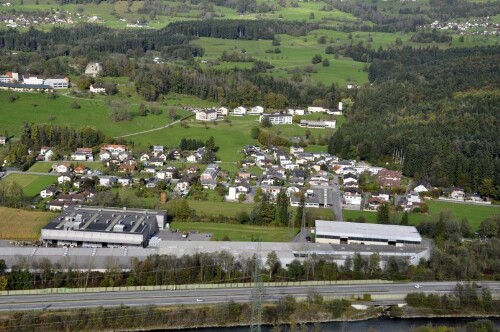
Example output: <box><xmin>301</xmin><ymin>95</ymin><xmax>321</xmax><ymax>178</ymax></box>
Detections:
<box><xmin>1</xmin><ymin>173</ymin><xmax>57</xmax><ymax>197</ymax></box>
<box><xmin>193</xmin><ymin>36</ymin><xmax>369</xmax><ymax>86</ymax></box>
<box><xmin>170</xmin><ymin>221</ymin><xmax>297</xmax><ymax>242</ymax></box>
<box><xmin>343</xmin><ymin>200</ymin><xmax>500</xmax><ymax>231</ymax></box>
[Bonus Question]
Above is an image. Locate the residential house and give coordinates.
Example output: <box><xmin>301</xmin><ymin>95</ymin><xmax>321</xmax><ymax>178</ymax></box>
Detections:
<box><xmin>343</xmin><ymin>189</ymin><xmax>362</xmax><ymax>205</ymax></box>
<box><xmin>248</xmin><ymin>106</ymin><xmax>264</xmax><ymax>115</ymax></box>
<box><xmin>217</xmin><ymin>107</ymin><xmax>229</xmax><ymax>116</ymax></box>
<box><xmin>376</xmin><ymin>169</ymin><xmax>402</xmax><ymax>188</ymax></box>
<box><xmin>70</xmin><ymin>148</ymin><xmax>94</xmax><ymax>161</ymax></box>
<box><xmin>146</xmin><ymin>157</ymin><xmax>164</xmax><ymax>167</ymax></box>
<box><xmin>413</xmin><ymin>180</ymin><xmax>431</xmax><ymax>193</ymax></box>
<box><xmin>367</xmin><ymin>197</ymin><xmax>384</xmax><ymax>210</ymax></box>
<box><xmin>98</xmin><ymin>176</ymin><xmax>117</xmax><ymax>187</ymax></box>
<box><xmin>287</xmin><ymin>109</ymin><xmax>305</xmax><ymax>116</ymax></box>
<box><xmin>175</xmin><ymin>178</ymin><xmax>191</xmax><ymax>192</ymax></box>
<box><xmin>147</xmin><ymin>178</ymin><xmax>158</xmax><ymax>188</ymax></box>
<box><xmin>117</xmin><ymin>177</ymin><xmax>132</xmax><ymax>187</ymax></box>
<box><xmin>140</xmin><ymin>153</ymin><xmax>150</xmax><ymax>162</ymax></box>
<box><xmin>236</xmin><ymin>182</ymin><xmax>251</xmax><ymax>193</ymax></box>
<box><xmin>196</xmin><ymin>109</ymin><xmax>217</xmax><ymax>122</ymax></box>
<box><xmin>38</xmin><ymin>146</ymin><xmax>54</xmax><ymax>161</ymax></box>
<box><xmin>53</xmin><ymin>162</ymin><xmax>72</xmax><ymax>173</ymax></box>
<box><xmin>0</xmin><ymin>136</ymin><xmax>6</xmax><ymax>145</ymax></box>
<box><xmin>57</xmin><ymin>173</ymin><xmax>74</xmax><ymax>184</ymax></box>
<box><xmin>73</xmin><ymin>164</ymin><xmax>88</xmax><ymax>174</ymax></box>
<box><xmin>117</xmin><ymin>162</ymin><xmax>137</xmax><ymax>173</ymax></box>
<box><xmin>47</xmin><ymin>200</ymin><xmax>65</xmax><ymax>211</ymax></box>
<box><xmin>232</xmin><ymin>106</ymin><xmax>247</xmax><ymax>116</ymax></box>
<box><xmin>143</xmin><ymin>166</ymin><xmax>157</xmax><ymax>174</ymax></box>
<box><xmin>260</xmin><ymin>185</ymin><xmax>282</xmax><ymax>198</ymax></box>
<box><xmin>372</xmin><ymin>191</ymin><xmax>391</xmax><ymax>202</ymax></box>
<box><xmin>186</xmin><ymin>154</ymin><xmax>198</xmax><ymax>163</ymax></box>
<box><xmin>85</xmin><ymin>62</ymin><xmax>103</xmax><ymax>77</ymax></box>
<box><xmin>152</xmin><ymin>145</ymin><xmax>164</xmax><ymax>154</ymax></box>
<box><xmin>40</xmin><ymin>186</ymin><xmax>58</xmax><ymax>199</ymax></box>
<box><xmin>290</xmin><ymin>146</ymin><xmax>304</xmax><ymax>156</ymax></box>
<box><xmin>450</xmin><ymin>187</ymin><xmax>465</xmax><ymax>200</ymax></box>
<box><xmin>201</xmin><ymin>164</ymin><xmax>220</xmax><ymax>181</ymax></box>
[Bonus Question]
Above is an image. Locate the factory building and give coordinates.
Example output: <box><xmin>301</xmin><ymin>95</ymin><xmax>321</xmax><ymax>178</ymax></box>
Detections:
<box><xmin>314</xmin><ymin>220</ymin><xmax>422</xmax><ymax>247</ymax></box>
<box><xmin>41</xmin><ymin>205</ymin><xmax>167</xmax><ymax>248</ymax></box>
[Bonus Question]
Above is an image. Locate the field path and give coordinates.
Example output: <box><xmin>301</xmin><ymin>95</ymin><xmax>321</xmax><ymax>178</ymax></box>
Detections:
<box><xmin>114</xmin><ymin>114</ymin><xmax>194</xmax><ymax>139</ymax></box>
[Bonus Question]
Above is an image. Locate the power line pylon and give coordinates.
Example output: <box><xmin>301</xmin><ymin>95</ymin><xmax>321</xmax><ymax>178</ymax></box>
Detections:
<box><xmin>250</xmin><ymin>242</ymin><xmax>263</xmax><ymax>332</ymax></box>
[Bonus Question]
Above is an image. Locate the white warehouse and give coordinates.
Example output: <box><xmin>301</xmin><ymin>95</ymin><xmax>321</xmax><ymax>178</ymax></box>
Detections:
<box><xmin>314</xmin><ymin>220</ymin><xmax>422</xmax><ymax>247</ymax></box>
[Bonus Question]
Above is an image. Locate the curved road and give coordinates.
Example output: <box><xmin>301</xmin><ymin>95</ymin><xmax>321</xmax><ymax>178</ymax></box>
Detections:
<box><xmin>1</xmin><ymin>281</ymin><xmax>499</xmax><ymax>312</ymax></box>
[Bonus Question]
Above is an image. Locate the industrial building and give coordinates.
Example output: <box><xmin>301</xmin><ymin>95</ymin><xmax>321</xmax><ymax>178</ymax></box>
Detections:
<box><xmin>41</xmin><ymin>205</ymin><xmax>167</xmax><ymax>248</ymax></box>
<box><xmin>314</xmin><ymin>220</ymin><xmax>422</xmax><ymax>247</ymax></box>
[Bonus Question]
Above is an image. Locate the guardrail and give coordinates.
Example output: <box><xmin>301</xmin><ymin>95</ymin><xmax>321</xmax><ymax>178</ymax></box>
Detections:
<box><xmin>0</xmin><ymin>279</ymin><xmax>392</xmax><ymax>296</ymax></box>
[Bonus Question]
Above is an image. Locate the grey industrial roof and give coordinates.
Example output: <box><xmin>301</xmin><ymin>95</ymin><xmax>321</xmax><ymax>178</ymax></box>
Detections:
<box><xmin>315</xmin><ymin>220</ymin><xmax>422</xmax><ymax>242</ymax></box>
<box><xmin>43</xmin><ymin>206</ymin><xmax>165</xmax><ymax>235</ymax></box>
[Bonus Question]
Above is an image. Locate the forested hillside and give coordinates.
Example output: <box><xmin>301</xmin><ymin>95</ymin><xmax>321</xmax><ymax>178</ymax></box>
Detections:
<box><xmin>330</xmin><ymin>46</ymin><xmax>500</xmax><ymax>198</ymax></box>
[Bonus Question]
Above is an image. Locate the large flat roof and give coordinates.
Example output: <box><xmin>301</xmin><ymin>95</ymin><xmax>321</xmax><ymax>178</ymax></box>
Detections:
<box><xmin>315</xmin><ymin>220</ymin><xmax>422</xmax><ymax>242</ymax></box>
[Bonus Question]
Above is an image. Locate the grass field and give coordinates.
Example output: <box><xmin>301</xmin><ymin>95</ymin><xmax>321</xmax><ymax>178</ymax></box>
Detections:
<box><xmin>1</xmin><ymin>173</ymin><xmax>57</xmax><ymax>197</ymax></box>
<box><xmin>193</xmin><ymin>36</ymin><xmax>369</xmax><ymax>86</ymax></box>
<box><xmin>343</xmin><ymin>200</ymin><xmax>500</xmax><ymax>231</ymax></box>
<box><xmin>170</xmin><ymin>221</ymin><xmax>297</xmax><ymax>242</ymax></box>
<box><xmin>0</xmin><ymin>207</ymin><xmax>56</xmax><ymax>241</ymax></box>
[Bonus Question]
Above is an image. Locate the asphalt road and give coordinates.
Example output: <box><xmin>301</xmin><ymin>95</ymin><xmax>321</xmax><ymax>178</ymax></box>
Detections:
<box><xmin>1</xmin><ymin>281</ymin><xmax>499</xmax><ymax>312</ymax></box>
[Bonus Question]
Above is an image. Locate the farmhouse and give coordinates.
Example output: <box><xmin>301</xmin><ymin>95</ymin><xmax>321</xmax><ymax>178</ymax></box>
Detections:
<box><xmin>0</xmin><ymin>136</ymin><xmax>7</xmax><ymax>145</ymax></box>
<box><xmin>314</xmin><ymin>220</ymin><xmax>422</xmax><ymax>247</ymax></box>
<box><xmin>89</xmin><ymin>83</ymin><xmax>106</xmax><ymax>94</ymax></box>
<box><xmin>41</xmin><ymin>205</ymin><xmax>167</xmax><ymax>248</ymax></box>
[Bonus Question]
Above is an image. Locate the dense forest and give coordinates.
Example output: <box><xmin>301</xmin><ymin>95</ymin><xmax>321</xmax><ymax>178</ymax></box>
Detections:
<box><xmin>330</xmin><ymin>46</ymin><xmax>500</xmax><ymax>198</ymax></box>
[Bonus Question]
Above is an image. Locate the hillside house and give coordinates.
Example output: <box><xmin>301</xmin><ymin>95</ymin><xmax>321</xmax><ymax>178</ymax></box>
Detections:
<box><xmin>85</xmin><ymin>62</ymin><xmax>103</xmax><ymax>77</ymax></box>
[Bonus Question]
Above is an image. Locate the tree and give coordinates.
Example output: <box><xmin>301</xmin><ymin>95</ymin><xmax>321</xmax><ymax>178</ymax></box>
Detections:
<box><xmin>401</xmin><ymin>212</ymin><xmax>409</xmax><ymax>225</ymax></box>
<box><xmin>76</xmin><ymin>75</ymin><xmax>94</xmax><ymax>90</ymax></box>
<box><xmin>318</xmin><ymin>36</ymin><xmax>327</xmax><ymax>44</ymax></box>
<box><xmin>70</xmin><ymin>101</ymin><xmax>81</xmax><ymax>109</ymax></box>
<box><xmin>294</xmin><ymin>193</ymin><xmax>305</xmax><ymax>228</ymax></box>
<box><xmin>322</xmin><ymin>58</ymin><xmax>330</xmax><ymax>67</ymax></box>
<box><xmin>309</xmin><ymin>12</ymin><xmax>315</xmax><ymax>19</ymax></box>
<box><xmin>260</xmin><ymin>116</ymin><xmax>272</xmax><ymax>128</ymax></box>
<box><xmin>376</xmin><ymin>203</ymin><xmax>390</xmax><ymax>224</ymax></box>
<box><xmin>266</xmin><ymin>251</ymin><xmax>280</xmax><ymax>280</ymax></box>
<box><xmin>250</xmin><ymin>126</ymin><xmax>260</xmax><ymax>139</ymax></box>
<box><xmin>201</xmin><ymin>136</ymin><xmax>216</xmax><ymax>163</ymax></box>
<box><xmin>311</xmin><ymin>54</ymin><xmax>322</xmax><ymax>64</ymax></box>
<box><xmin>275</xmin><ymin>190</ymin><xmax>289</xmax><ymax>226</ymax></box>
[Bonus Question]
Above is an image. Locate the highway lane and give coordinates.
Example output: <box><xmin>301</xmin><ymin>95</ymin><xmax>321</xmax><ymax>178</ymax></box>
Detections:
<box><xmin>1</xmin><ymin>281</ymin><xmax>499</xmax><ymax>312</ymax></box>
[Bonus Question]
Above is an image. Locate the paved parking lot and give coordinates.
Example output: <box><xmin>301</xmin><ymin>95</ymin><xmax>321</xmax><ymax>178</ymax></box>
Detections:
<box><xmin>158</xmin><ymin>230</ymin><xmax>212</xmax><ymax>242</ymax></box>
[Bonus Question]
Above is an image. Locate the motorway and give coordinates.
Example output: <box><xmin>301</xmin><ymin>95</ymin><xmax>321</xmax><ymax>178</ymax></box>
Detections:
<box><xmin>1</xmin><ymin>281</ymin><xmax>499</xmax><ymax>312</ymax></box>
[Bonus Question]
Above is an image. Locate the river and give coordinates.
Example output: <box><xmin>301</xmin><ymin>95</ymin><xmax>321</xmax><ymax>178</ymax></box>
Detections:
<box><xmin>157</xmin><ymin>317</ymin><xmax>500</xmax><ymax>331</ymax></box>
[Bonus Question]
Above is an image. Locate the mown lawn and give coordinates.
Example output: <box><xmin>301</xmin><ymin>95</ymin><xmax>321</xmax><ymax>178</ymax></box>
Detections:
<box><xmin>170</xmin><ymin>221</ymin><xmax>298</xmax><ymax>242</ymax></box>
<box><xmin>0</xmin><ymin>207</ymin><xmax>56</xmax><ymax>241</ymax></box>
<box><xmin>0</xmin><ymin>91</ymin><xmax>195</xmax><ymax>140</ymax></box>
<box><xmin>1</xmin><ymin>173</ymin><xmax>57</xmax><ymax>197</ymax></box>
<box><xmin>343</xmin><ymin>200</ymin><xmax>500</xmax><ymax>231</ymax></box>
